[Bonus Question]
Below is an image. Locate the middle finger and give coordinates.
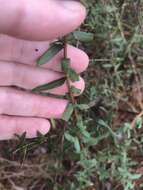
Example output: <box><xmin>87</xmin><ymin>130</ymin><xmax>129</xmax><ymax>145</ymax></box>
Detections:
<box><xmin>0</xmin><ymin>61</ymin><xmax>85</xmax><ymax>95</ymax></box>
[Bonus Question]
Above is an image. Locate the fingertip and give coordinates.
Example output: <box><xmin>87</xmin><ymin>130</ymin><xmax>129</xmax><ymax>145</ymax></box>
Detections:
<box><xmin>72</xmin><ymin>76</ymin><xmax>85</xmax><ymax>96</ymax></box>
<box><xmin>73</xmin><ymin>47</ymin><xmax>89</xmax><ymax>73</ymax></box>
<box><xmin>0</xmin><ymin>116</ymin><xmax>51</xmax><ymax>140</ymax></box>
<box><xmin>38</xmin><ymin>119</ymin><xmax>51</xmax><ymax>136</ymax></box>
<box><xmin>66</xmin><ymin>45</ymin><xmax>89</xmax><ymax>73</ymax></box>
<box><xmin>61</xmin><ymin>0</ymin><xmax>87</xmax><ymax>25</ymax></box>
<box><xmin>15</xmin><ymin>117</ymin><xmax>51</xmax><ymax>139</ymax></box>
<box><xmin>47</xmin><ymin>45</ymin><xmax>89</xmax><ymax>73</ymax></box>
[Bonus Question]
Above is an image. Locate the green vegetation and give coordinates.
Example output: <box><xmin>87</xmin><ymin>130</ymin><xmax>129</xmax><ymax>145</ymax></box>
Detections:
<box><xmin>0</xmin><ymin>0</ymin><xmax>143</xmax><ymax>189</ymax></box>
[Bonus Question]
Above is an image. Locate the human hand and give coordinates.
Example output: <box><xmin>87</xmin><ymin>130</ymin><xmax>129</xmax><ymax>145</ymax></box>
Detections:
<box><xmin>0</xmin><ymin>0</ymin><xmax>89</xmax><ymax>140</ymax></box>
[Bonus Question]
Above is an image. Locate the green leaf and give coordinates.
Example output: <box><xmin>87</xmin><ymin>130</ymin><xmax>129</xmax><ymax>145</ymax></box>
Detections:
<box><xmin>136</xmin><ymin>117</ymin><xmax>142</xmax><ymax>129</ymax></box>
<box><xmin>37</xmin><ymin>43</ymin><xmax>63</xmax><ymax>65</ymax></box>
<box><xmin>62</xmin><ymin>103</ymin><xmax>74</xmax><ymax>121</ymax></box>
<box><xmin>65</xmin><ymin>133</ymin><xmax>80</xmax><ymax>153</ymax></box>
<box><xmin>70</xmin><ymin>86</ymin><xmax>81</xmax><ymax>94</ymax></box>
<box><xmin>65</xmin><ymin>133</ymin><xmax>75</xmax><ymax>143</ymax></box>
<box><xmin>73</xmin><ymin>31</ymin><xmax>94</xmax><ymax>42</ymax></box>
<box><xmin>76</xmin><ymin>104</ymin><xmax>90</xmax><ymax>110</ymax></box>
<box><xmin>129</xmin><ymin>173</ymin><xmax>141</xmax><ymax>180</ymax></box>
<box><xmin>68</xmin><ymin>68</ymin><xmax>80</xmax><ymax>82</ymax></box>
<box><xmin>61</xmin><ymin>58</ymin><xmax>70</xmax><ymax>73</ymax></box>
<box><xmin>32</xmin><ymin>77</ymin><xmax>66</xmax><ymax>92</ymax></box>
<box><xmin>74</xmin><ymin>137</ymin><xmax>81</xmax><ymax>153</ymax></box>
<box><xmin>61</xmin><ymin>58</ymin><xmax>79</xmax><ymax>82</ymax></box>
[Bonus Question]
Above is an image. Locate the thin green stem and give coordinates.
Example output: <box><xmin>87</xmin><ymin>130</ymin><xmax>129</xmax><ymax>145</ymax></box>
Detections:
<box><xmin>63</xmin><ymin>37</ymin><xmax>78</xmax><ymax>123</ymax></box>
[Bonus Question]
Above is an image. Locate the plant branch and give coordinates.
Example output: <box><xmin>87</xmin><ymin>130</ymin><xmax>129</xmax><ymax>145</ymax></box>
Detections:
<box><xmin>63</xmin><ymin>37</ymin><xmax>78</xmax><ymax>122</ymax></box>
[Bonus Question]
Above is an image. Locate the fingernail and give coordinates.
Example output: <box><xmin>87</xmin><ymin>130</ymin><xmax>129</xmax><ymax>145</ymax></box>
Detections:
<box><xmin>62</xmin><ymin>0</ymin><xmax>84</xmax><ymax>11</ymax></box>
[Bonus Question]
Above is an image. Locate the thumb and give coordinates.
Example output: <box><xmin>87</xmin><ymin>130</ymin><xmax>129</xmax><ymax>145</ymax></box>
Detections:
<box><xmin>0</xmin><ymin>0</ymin><xmax>86</xmax><ymax>40</ymax></box>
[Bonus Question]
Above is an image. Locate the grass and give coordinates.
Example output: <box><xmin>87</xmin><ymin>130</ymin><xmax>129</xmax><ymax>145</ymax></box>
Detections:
<box><xmin>0</xmin><ymin>0</ymin><xmax>143</xmax><ymax>189</ymax></box>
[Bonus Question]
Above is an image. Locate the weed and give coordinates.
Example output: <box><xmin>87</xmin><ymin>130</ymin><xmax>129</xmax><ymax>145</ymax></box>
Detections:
<box><xmin>0</xmin><ymin>1</ymin><xmax>143</xmax><ymax>190</ymax></box>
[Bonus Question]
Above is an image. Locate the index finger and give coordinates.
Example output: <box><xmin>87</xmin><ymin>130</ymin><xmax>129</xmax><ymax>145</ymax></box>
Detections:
<box><xmin>0</xmin><ymin>0</ymin><xmax>86</xmax><ymax>40</ymax></box>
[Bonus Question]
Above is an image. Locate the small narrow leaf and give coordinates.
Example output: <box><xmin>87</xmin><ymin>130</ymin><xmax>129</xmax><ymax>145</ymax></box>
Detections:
<box><xmin>74</xmin><ymin>137</ymin><xmax>81</xmax><ymax>153</ymax></box>
<box><xmin>32</xmin><ymin>77</ymin><xmax>66</xmax><ymax>92</ymax></box>
<box><xmin>62</xmin><ymin>103</ymin><xmax>74</xmax><ymax>122</ymax></box>
<box><xmin>68</xmin><ymin>68</ymin><xmax>80</xmax><ymax>82</ymax></box>
<box><xmin>70</xmin><ymin>86</ymin><xmax>81</xmax><ymax>94</ymax></box>
<box><xmin>73</xmin><ymin>31</ymin><xmax>94</xmax><ymax>42</ymax></box>
<box><xmin>76</xmin><ymin>104</ymin><xmax>90</xmax><ymax>110</ymax></box>
<box><xmin>61</xmin><ymin>58</ymin><xmax>70</xmax><ymax>73</ymax></box>
<box><xmin>136</xmin><ymin>117</ymin><xmax>142</xmax><ymax>129</ymax></box>
<box><xmin>65</xmin><ymin>133</ymin><xmax>75</xmax><ymax>143</ymax></box>
<box><xmin>37</xmin><ymin>43</ymin><xmax>63</xmax><ymax>65</ymax></box>
<box><xmin>65</xmin><ymin>133</ymin><xmax>81</xmax><ymax>153</ymax></box>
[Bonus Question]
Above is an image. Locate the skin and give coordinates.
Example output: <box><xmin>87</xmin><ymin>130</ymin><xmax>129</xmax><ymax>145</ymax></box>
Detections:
<box><xmin>0</xmin><ymin>0</ymin><xmax>89</xmax><ymax>140</ymax></box>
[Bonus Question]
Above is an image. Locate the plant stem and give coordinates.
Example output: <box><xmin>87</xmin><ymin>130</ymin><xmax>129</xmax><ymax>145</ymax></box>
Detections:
<box><xmin>63</xmin><ymin>37</ymin><xmax>78</xmax><ymax>122</ymax></box>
